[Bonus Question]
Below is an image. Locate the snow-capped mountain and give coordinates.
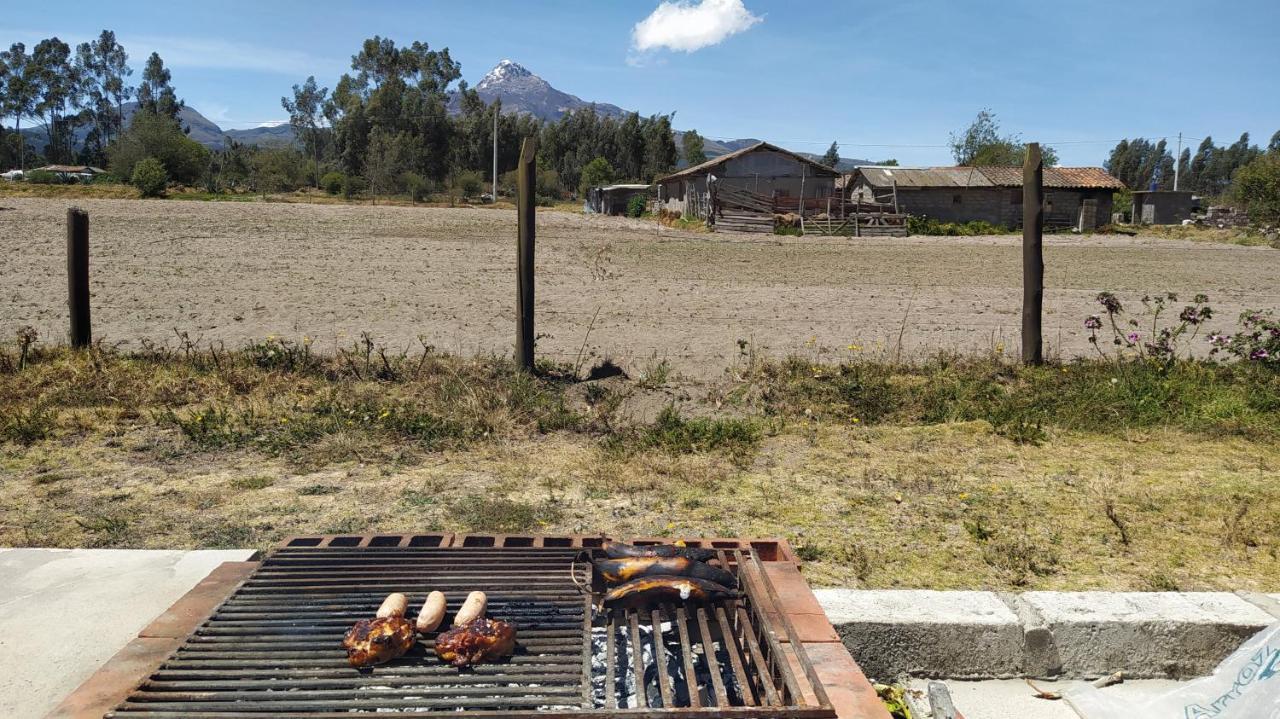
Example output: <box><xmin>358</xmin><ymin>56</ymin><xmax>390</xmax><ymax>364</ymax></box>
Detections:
<box><xmin>464</xmin><ymin>59</ymin><xmax>628</xmax><ymax>121</ymax></box>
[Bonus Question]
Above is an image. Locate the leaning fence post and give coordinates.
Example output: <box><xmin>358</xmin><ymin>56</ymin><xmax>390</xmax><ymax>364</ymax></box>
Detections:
<box><xmin>515</xmin><ymin>137</ymin><xmax>537</xmax><ymax>372</ymax></box>
<box><xmin>1022</xmin><ymin>143</ymin><xmax>1044</xmax><ymax>365</ymax></box>
<box><xmin>67</xmin><ymin>207</ymin><xmax>91</xmax><ymax>348</ymax></box>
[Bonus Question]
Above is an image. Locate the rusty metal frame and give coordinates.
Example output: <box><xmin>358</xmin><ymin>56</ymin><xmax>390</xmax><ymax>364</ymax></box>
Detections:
<box><xmin>99</xmin><ymin>536</ymin><xmax>831</xmax><ymax>718</ymax></box>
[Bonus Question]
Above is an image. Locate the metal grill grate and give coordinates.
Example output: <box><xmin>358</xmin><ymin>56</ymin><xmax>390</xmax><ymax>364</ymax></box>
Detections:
<box><xmin>109</xmin><ymin>539</ymin><xmax>834</xmax><ymax>717</ymax></box>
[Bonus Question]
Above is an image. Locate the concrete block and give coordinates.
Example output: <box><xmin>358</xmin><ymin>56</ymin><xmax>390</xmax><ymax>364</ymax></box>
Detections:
<box><xmin>815</xmin><ymin>589</ymin><xmax>1023</xmax><ymax>680</ymax></box>
<box><xmin>999</xmin><ymin>592</ymin><xmax>1061</xmax><ymax>677</ymax></box>
<box><xmin>1022</xmin><ymin>591</ymin><xmax>1274</xmax><ymax>679</ymax></box>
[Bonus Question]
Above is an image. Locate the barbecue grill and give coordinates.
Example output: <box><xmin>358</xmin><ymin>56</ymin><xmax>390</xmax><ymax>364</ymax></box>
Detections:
<box><xmin>103</xmin><ymin>535</ymin><xmax>837</xmax><ymax>717</ymax></box>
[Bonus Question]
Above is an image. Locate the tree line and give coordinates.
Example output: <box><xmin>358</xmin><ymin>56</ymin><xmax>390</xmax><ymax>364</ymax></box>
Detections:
<box><xmin>0</xmin><ymin>31</ymin><xmax>695</xmax><ymax>200</ymax></box>
<box><xmin>1105</xmin><ymin>132</ymin><xmax>1280</xmax><ymax>197</ymax></box>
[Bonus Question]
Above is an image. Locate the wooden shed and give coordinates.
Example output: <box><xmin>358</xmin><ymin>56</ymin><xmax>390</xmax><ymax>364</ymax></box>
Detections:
<box><xmin>845</xmin><ymin>166</ymin><xmax>1125</xmax><ymax>231</ymax></box>
<box><xmin>585</xmin><ymin>184</ymin><xmax>652</xmax><ymax>215</ymax></box>
<box><xmin>656</xmin><ymin>142</ymin><xmax>839</xmax><ymax>223</ymax></box>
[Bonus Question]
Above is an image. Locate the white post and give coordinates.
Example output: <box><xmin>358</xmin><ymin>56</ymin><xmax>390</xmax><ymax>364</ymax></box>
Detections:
<box><xmin>1173</xmin><ymin>132</ymin><xmax>1182</xmax><ymax>191</ymax></box>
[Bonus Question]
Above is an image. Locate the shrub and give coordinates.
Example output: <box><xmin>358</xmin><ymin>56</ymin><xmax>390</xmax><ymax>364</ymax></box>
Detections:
<box><xmin>249</xmin><ymin>148</ymin><xmax>305</xmax><ymax>194</ymax></box>
<box><xmin>131</xmin><ymin>158</ymin><xmax>168</xmax><ymax>198</ymax></box>
<box><xmin>401</xmin><ymin>172</ymin><xmax>430</xmax><ymax>203</ymax></box>
<box><xmin>1231</xmin><ymin>153</ymin><xmax>1280</xmax><ymax>225</ymax></box>
<box><xmin>320</xmin><ymin>172</ymin><xmax>345</xmax><ymax>195</ymax></box>
<box><xmin>625</xmin><ymin>193</ymin><xmax>647</xmax><ymax>218</ymax></box>
<box><xmin>907</xmin><ymin>216</ymin><xmax>1010</xmax><ymax>236</ymax></box>
<box><xmin>342</xmin><ymin>175</ymin><xmax>368</xmax><ymax>199</ymax></box>
<box><xmin>107</xmin><ymin>110</ymin><xmax>210</xmax><ymax>185</ymax></box>
<box><xmin>454</xmin><ymin>170</ymin><xmax>484</xmax><ymax>199</ymax></box>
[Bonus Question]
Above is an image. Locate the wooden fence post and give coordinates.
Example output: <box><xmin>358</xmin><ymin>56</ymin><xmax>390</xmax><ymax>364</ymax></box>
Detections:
<box><xmin>1022</xmin><ymin>143</ymin><xmax>1044</xmax><ymax>365</ymax></box>
<box><xmin>67</xmin><ymin>207</ymin><xmax>91</xmax><ymax>348</ymax></box>
<box><xmin>515</xmin><ymin>137</ymin><xmax>536</xmax><ymax>372</ymax></box>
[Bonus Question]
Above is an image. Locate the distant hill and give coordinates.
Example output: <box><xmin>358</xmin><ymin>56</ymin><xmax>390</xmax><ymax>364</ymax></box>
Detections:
<box><xmin>224</xmin><ymin>124</ymin><xmax>295</xmax><ymax>147</ymax></box>
<box><xmin>18</xmin><ymin>102</ymin><xmax>271</xmax><ymax>152</ymax></box>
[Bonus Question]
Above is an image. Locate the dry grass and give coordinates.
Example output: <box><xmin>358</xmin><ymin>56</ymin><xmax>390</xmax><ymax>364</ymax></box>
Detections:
<box><xmin>2</xmin><ymin>341</ymin><xmax>1277</xmax><ymax>591</ymax></box>
<box><xmin>0</xmin><ymin>182</ymin><xmax>140</xmax><ymax>200</ymax></box>
<box><xmin>1144</xmin><ymin>223</ymin><xmax>1277</xmax><ymax>247</ymax></box>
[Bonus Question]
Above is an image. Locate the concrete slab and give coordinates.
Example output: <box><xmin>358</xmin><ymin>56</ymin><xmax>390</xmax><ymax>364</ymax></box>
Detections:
<box><xmin>0</xmin><ymin>548</ymin><xmax>255</xmax><ymax>719</ymax></box>
<box><xmin>908</xmin><ymin>678</ymin><xmax>1187</xmax><ymax>719</ymax></box>
<box><xmin>1022</xmin><ymin>591</ymin><xmax>1274</xmax><ymax>679</ymax></box>
<box><xmin>815</xmin><ymin>589</ymin><xmax>1023</xmax><ymax>680</ymax></box>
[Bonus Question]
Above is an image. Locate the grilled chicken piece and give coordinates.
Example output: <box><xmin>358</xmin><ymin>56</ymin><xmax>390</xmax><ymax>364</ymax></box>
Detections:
<box><xmin>342</xmin><ymin>616</ymin><xmax>416</xmax><ymax>668</ymax></box>
<box><xmin>434</xmin><ymin>618</ymin><xmax>517</xmax><ymax>667</ymax></box>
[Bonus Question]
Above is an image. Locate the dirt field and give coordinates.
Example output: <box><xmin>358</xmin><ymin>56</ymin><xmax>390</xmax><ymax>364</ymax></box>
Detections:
<box><xmin>3</xmin><ymin>197</ymin><xmax>1278</xmax><ymax>375</ymax></box>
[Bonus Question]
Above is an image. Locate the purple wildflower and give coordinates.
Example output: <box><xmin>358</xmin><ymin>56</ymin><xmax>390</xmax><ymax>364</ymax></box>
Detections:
<box><xmin>1251</xmin><ymin>348</ymin><xmax>1270</xmax><ymax>361</ymax></box>
<box><xmin>1127</xmin><ymin>332</ymin><xmax>1140</xmax><ymax>344</ymax></box>
<box><xmin>1084</xmin><ymin>315</ymin><xmax>1103</xmax><ymax>330</ymax></box>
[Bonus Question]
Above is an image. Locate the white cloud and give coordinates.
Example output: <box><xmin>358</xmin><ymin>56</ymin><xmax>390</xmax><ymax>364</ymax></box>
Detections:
<box><xmin>632</xmin><ymin>0</ymin><xmax>762</xmax><ymax>53</ymax></box>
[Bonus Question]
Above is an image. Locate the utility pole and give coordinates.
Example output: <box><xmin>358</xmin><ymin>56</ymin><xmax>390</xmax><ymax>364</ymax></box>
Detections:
<box><xmin>492</xmin><ymin>104</ymin><xmax>499</xmax><ymax>202</ymax></box>
<box><xmin>1173</xmin><ymin>132</ymin><xmax>1182</xmax><ymax>191</ymax></box>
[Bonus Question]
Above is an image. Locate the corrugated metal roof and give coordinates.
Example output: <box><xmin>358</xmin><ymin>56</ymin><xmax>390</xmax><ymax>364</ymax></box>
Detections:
<box><xmin>599</xmin><ymin>184</ymin><xmax>651</xmax><ymax>191</ymax></box>
<box><xmin>855</xmin><ymin>166</ymin><xmax>994</xmax><ymax>188</ymax></box>
<box><xmin>657</xmin><ymin>141</ymin><xmax>838</xmax><ymax>183</ymax></box>
<box><xmin>979</xmin><ymin>166</ymin><xmax>1125</xmax><ymax>189</ymax></box>
<box><xmin>852</xmin><ymin>166</ymin><xmax>1125</xmax><ymax>190</ymax></box>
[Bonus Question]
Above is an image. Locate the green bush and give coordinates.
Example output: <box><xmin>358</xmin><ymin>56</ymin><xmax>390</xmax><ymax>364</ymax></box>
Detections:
<box><xmin>626</xmin><ymin>193</ymin><xmax>647</xmax><ymax>218</ymax></box>
<box><xmin>907</xmin><ymin>216</ymin><xmax>1010</xmax><ymax>236</ymax></box>
<box><xmin>107</xmin><ymin>111</ymin><xmax>210</xmax><ymax>185</ymax></box>
<box><xmin>24</xmin><ymin>169</ymin><xmax>63</xmax><ymax>184</ymax></box>
<box><xmin>1231</xmin><ymin>153</ymin><xmax>1280</xmax><ymax>225</ymax></box>
<box><xmin>131</xmin><ymin>158</ymin><xmax>168</xmax><ymax>198</ymax></box>
<box><xmin>320</xmin><ymin>172</ymin><xmax>345</xmax><ymax>195</ymax></box>
<box><xmin>454</xmin><ymin>170</ymin><xmax>484</xmax><ymax>199</ymax></box>
<box><xmin>401</xmin><ymin>172</ymin><xmax>430</xmax><ymax>203</ymax></box>
<box><xmin>342</xmin><ymin>175</ymin><xmax>368</xmax><ymax>199</ymax></box>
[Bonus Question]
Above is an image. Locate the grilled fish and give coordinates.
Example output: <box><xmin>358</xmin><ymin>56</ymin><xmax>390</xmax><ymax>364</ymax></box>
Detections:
<box><xmin>594</xmin><ymin>556</ymin><xmax>737</xmax><ymax>588</ymax></box>
<box><xmin>601</xmin><ymin>575</ymin><xmax>738</xmax><ymax>610</ymax></box>
<box><xmin>602</xmin><ymin>539</ymin><xmax>719</xmax><ymax>563</ymax></box>
<box><xmin>342</xmin><ymin>616</ymin><xmax>415</xmax><ymax>668</ymax></box>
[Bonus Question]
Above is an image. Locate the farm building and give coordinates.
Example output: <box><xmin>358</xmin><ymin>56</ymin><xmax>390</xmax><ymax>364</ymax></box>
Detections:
<box><xmin>1131</xmin><ymin>190</ymin><xmax>1196</xmax><ymax>225</ymax></box>
<box><xmin>845</xmin><ymin>166</ymin><xmax>1125</xmax><ymax>231</ymax></box>
<box><xmin>585</xmin><ymin>184</ymin><xmax>651</xmax><ymax>215</ymax></box>
<box><xmin>656</xmin><ymin>141</ymin><xmax>839</xmax><ymax>222</ymax></box>
<box><xmin>36</xmin><ymin>165</ymin><xmax>106</xmax><ymax>181</ymax></box>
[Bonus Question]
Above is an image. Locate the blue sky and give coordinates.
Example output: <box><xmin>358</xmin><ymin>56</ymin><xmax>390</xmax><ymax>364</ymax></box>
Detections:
<box><xmin>5</xmin><ymin>0</ymin><xmax>1278</xmax><ymax>166</ymax></box>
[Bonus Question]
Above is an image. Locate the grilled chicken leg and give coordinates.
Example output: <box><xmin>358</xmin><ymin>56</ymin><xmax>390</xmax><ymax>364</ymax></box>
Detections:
<box><xmin>434</xmin><ymin>618</ymin><xmax>517</xmax><ymax>667</ymax></box>
<box><xmin>342</xmin><ymin>616</ymin><xmax>416</xmax><ymax>668</ymax></box>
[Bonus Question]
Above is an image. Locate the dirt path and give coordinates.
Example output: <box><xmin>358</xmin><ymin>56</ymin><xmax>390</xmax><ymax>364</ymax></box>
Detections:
<box><xmin>3</xmin><ymin>198</ymin><xmax>1277</xmax><ymax>375</ymax></box>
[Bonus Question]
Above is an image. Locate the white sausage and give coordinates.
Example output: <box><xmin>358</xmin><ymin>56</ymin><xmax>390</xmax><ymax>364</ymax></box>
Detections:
<box><xmin>453</xmin><ymin>591</ymin><xmax>487</xmax><ymax>626</ymax></box>
<box><xmin>376</xmin><ymin>592</ymin><xmax>408</xmax><ymax>619</ymax></box>
<box><xmin>416</xmin><ymin>591</ymin><xmax>447</xmax><ymax>633</ymax></box>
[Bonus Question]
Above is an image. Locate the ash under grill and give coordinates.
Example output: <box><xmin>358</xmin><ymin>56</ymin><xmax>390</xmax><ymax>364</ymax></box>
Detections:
<box><xmin>108</xmin><ymin>538</ymin><xmax>834</xmax><ymax>717</ymax></box>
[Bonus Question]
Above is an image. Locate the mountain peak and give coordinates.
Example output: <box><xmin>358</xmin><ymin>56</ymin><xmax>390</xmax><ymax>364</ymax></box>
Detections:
<box><xmin>478</xmin><ymin>59</ymin><xmax>535</xmax><ymax>89</ymax></box>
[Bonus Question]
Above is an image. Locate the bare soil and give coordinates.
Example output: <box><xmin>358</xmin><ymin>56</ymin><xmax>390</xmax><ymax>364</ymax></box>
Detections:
<box><xmin>3</xmin><ymin>198</ymin><xmax>1278</xmax><ymax>376</ymax></box>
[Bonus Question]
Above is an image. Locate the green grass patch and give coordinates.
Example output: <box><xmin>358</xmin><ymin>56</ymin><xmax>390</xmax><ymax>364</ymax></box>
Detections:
<box><xmin>752</xmin><ymin>354</ymin><xmax>1280</xmax><ymax>440</ymax></box>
